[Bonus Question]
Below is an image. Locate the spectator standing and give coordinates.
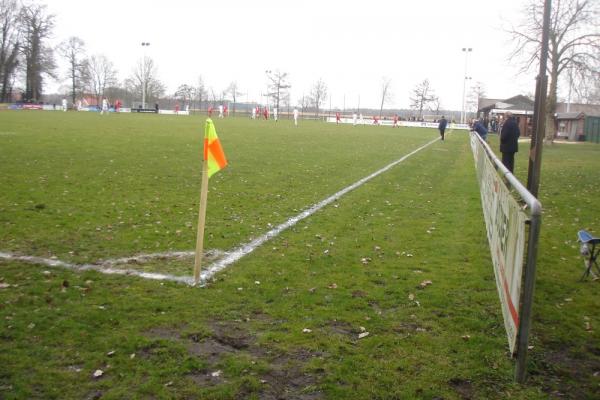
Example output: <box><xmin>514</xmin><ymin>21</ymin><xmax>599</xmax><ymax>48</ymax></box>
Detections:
<box><xmin>500</xmin><ymin>112</ymin><xmax>520</xmax><ymax>173</ymax></box>
<box><xmin>438</xmin><ymin>115</ymin><xmax>448</xmax><ymax>140</ymax></box>
<box><xmin>473</xmin><ymin>119</ymin><xmax>488</xmax><ymax>141</ymax></box>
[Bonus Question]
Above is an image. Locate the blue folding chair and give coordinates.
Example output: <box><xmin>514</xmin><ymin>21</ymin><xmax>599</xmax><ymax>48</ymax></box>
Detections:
<box><xmin>577</xmin><ymin>230</ymin><xmax>600</xmax><ymax>281</ymax></box>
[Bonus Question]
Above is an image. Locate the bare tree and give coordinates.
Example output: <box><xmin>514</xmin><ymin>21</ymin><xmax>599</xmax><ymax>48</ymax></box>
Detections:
<box><xmin>309</xmin><ymin>78</ymin><xmax>327</xmax><ymax>117</ymax></box>
<box><xmin>430</xmin><ymin>96</ymin><xmax>442</xmax><ymax>115</ymax></box>
<box><xmin>20</xmin><ymin>2</ymin><xmax>55</xmax><ymax>102</ymax></box>
<box><xmin>297</xmin><ymin>93</ymin><xmax>310</xmax><ymax>114</ymax></box>
<box><xmin>58</xmin><ymin>36</ymin><xmax>88</xmax><ymax>105</ymax></box>
<box><xmin>508</xmin><ymin>0</ymin><xmax>600</xmax><ymax>140</ymax></box>
<box><xmin>410</xmin><ymin>79</ymin><xmax>436</xmax><ymax>119</ymax></box>
<box><xmin>227</xmin><ymin>81</ymin><xmax>243</xmax><ymax>115</ymax></box>
<box><xmin>265</xmin><ymin>69</ymin><xmax>291</xmax><ymax>111</ymax></box>
<box><xmin>571</xmin><ymin>47</ymin><xmax>600</xmax><ymax>103</ymax></box>
<box><xmin>0</xmin><ymin>0</ymin><xmax>21</xmax><ymax>102</ymax></box>
<box><xmin>173</xmin><ymin>83</ymin><xmax>195</xmax><ymax>107</ymax></box>
<box><xmin>378</xmin><ymin>77</ymin><xmax>392</xmax><ymax>118</ymax></box>
<box><xmin>87</xmin><ymin>54</ymin><xmax>117</xmax><ymax>104</ymax></box>
<box><xmin>126</xmin><ymin>56</ymin><xmax>164</xmax><ymax>107</ymax></box>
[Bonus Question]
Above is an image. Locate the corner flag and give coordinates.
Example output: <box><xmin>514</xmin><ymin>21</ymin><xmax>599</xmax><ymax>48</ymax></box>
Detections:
<box><xmin>194</xmin><ymin>118</ymin><xmax>227</xmax><ymax>285</ymax></box>
<box><xmin>204</xmin><ymin>118</ymin><xmax>227</xmax><ymax>178</ymax></box>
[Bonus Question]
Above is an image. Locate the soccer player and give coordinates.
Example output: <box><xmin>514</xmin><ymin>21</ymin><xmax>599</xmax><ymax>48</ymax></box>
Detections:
<box><xmin>62</xmin><ymin>98</ymin><xmax>67</xmax><ymax>112</ymax></box>
<box><xmin>393</xmin><ymin>114</ymin><xmax>399</xmax><ymax>128</ymax></box>
<box><xmin>218</xmin><ymin>104</ymin><xmax>224</xmax><ymax>118</ymax></box>
<box><xmin>273</xmin><ymin>107</ymin><xmax>278</xmax><ymax>122</ymax></box>
<box><xmin>224</xmin><ymin>104</ymin><xmax>228</xmax><ymax>117</ymax></box>
<box><xmin>335</xmin><ymin>112</ymin><xmax>341</xmax><ymax>124</ymax></box>
<box><xmin>293</xmin><ymin>108</ymin><xmax>299</xmax><ymax>126</ymax></box>
<box><xmin>352</xmin><ymin>113</ymin><xmax>357</xmax><ymax>126</ymax></box>
<box><xmin>252</xmin><ymin>107</ymin><xmax>256</xmax><ymax>120</ymax></box>
<box><xmin>101</xmin><ymin>98</ymin><xmax>109</xmax><ymax>115</ymax></box>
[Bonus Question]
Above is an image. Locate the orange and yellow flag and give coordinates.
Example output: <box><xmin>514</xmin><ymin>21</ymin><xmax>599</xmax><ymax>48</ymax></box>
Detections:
<box><xmin>204</xmin><ymin>118</ymin><xmax>227</xmax><ymax>178</ymax></box>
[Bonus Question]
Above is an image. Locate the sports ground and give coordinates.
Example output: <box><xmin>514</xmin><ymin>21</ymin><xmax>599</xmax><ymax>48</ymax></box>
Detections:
<box><xmin>0</xmin><ymin>111</ymin><xmax>599</xmax><ymax>399</ymax></box>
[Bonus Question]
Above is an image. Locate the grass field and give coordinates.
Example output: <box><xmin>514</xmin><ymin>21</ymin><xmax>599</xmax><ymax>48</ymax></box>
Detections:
<box><xmin>0</xmin><ymin>111</ymin><xmax>599</xmax><ymax>399</ymax></box>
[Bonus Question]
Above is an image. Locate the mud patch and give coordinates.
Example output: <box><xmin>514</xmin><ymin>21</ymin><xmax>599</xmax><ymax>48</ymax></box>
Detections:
<box><xmin>393</xmin><ymin>323</ymin><xmax>428</xmax><ymax>333</ymax></box>
<box><xmin>144</xmin><ymin>320</ymin><xmax>324</xmax><ymax>397</ymax></box>
<box><xmin>327</xmin><ymin>320</ymin><xmax>355</xmax><ymax>338</ymax></box>
<box><xmin>210</xmin><ymin>321</ymin><xmax>253</xmax><ymax>350</ymax></box>
<box><xmin>537</xmin><ymin>346</ymin><xmax>600</xmax><ymax>398</ymax></box>
<box><xmin>187</xmin><ymin>338</ymin><xmax>237</xmax><ymax>364</ymax></box>
<box><xmin>448</xmin><ymin>377</ymin><xmax>473</xmax><ymax>399</ymax></box>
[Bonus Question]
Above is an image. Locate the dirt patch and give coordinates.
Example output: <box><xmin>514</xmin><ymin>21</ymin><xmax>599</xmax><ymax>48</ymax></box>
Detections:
<box><xmin>144</xmin><ymin>320</ymin><xmax>324</xmax><ymax>396</ymax></box>
<box><xmin>188</xmin><ymin>370</ymin><xmax>225</xmax><ymax>387</ymax></box>
<box><xmin>448</xmin><ymin>377</ymin><xmax>474</xmax><ymax>399</ymax></box>
<box><xmin>327</xmin><ymin>320</ymin><xmax>355</xmax><ymax>337</ymax></box>
<box><xmin>146</xmin><ymin>326</ymin><xmax>182</xmax><ymax>341</ymax></box>
<box><xmin>210</xmin><ymin>321</ymin><xmax>253</xmax><ymax>350</ymax></box>
<box><xmin>537</xmin><ymin>346</ymin><xmax>600</xmax><ymax>398</ymax></box>
<box><xmin>187</xmin><ymin>338</ymin><xmax>237</xmax><ymax>364</ymax></box>
<box><xmin>393</xmin><ymin>323</ymin><xmax>428</xmax><ymax>333</ymax></box>
<box><xmin>259</xmin><ymin>362</ymin><xmax>322</xmax><ymax>399</ymax></box>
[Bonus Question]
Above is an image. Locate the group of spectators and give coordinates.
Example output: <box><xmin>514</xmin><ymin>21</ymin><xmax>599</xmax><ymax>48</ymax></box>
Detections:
<box><xmin>436</xmin><ymin>113</ymin><xmax>521</xmax><ymax>173</ymax></box>
<box><xmin>469</xmin><ymin>113</ymin><xmax>521</xmax><ymax>173</ymax></box>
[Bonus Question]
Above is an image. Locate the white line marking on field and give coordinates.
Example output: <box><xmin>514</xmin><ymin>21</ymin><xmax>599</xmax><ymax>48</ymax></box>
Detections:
<box><xmin>197</xmin><ymin>135</ymin><xmax>441</xmax><ymax>284</ymax></box>
<box><xmin>1</xmin><ymin>136</ymin><xmax>440</xmax><ymax>286</ymax></box>
<box><xmin>0</xmin><ymin>251</ymin><xmax>195</xmax><ymax>284</ymax></box>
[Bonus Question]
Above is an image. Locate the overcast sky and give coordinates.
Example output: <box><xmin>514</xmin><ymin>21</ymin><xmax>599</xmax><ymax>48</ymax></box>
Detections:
<box><xmin>46</xmin><ymin>0</ymin><xmax>541</xmax><ymax>110</ymax></box>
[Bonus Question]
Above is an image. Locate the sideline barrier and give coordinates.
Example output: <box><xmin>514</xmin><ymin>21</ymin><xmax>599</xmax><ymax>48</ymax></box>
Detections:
<box><xmin>470</xmin><ymin>132</ymin><xmax>541</xmax><ymax>382</ymax></box>
<box><xmin>326</xmin><ymin>116</ymin><xmax>470</xmax><ymax>130</ymax></box>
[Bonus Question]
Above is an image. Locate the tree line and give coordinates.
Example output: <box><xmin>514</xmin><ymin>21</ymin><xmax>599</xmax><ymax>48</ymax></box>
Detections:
<box><xmin>1</xmin><ymin>0</ymin><xmax>598</xmax><ymax>127</ymax></box>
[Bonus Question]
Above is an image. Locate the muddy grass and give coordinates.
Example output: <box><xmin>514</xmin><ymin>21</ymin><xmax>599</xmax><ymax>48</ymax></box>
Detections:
<box><xmin>145</xmin><ymin>320</ymin><xmax>324</xmax><ymax>398</ymax></box>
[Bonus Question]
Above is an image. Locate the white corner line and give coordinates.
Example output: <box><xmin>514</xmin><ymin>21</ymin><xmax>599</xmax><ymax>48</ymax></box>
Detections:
<box><xmin>1</xmin><ymin>136</ymin><xmax>440</xmax><ymax>286</ymax></box>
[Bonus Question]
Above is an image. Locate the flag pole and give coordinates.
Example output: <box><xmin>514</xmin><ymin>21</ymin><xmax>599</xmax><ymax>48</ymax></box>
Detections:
<box><xmin>193</xmin><ymin>158</ymin><xmax>210</xmax><ymax>285</ymax></box>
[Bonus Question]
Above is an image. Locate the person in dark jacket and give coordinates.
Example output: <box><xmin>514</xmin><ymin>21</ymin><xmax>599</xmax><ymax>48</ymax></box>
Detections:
<box><xmin>438</xmin><ymin>116</ymin><xmax>448</xmax><ymax>140</ymax></box>
<box><xmin>500</xmin><ymin>112</ymin><xmax>520</xmax><ymax>173</ymax></box>
<box><xmin>473</xmin><ymin>119</ymin><xmax>488</xmax><ymax>141</ymax></box>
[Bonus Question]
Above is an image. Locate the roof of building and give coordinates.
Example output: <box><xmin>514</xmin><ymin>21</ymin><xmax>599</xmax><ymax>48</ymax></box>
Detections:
<box><xmin>555</xmin><ymin>112</ymin><xmax>585</xmax><ymax>120</ymax></box>
<box><xmin>478</xmin><ymin>95</ymin><xmax>534</xmax><ymax>113</ymax></box>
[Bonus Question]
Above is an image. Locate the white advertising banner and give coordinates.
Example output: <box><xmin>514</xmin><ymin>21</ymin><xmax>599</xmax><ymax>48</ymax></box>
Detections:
<box><xmin>470</xmin><ymin>133</ymin><xmax>527</xmax><ymax>354</ymax></box>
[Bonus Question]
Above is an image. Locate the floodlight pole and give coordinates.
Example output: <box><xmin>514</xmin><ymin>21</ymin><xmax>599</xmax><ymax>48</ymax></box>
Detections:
<box><xmin>141</xmin><ymin>42</ymin><xmax>150</xmax><ymax>109</ymax></box>
<box><xmin>518</xmin><ymin>0</ymin><xmax>551</xmax><ymax>384</ymax></box>
<box><xmin>461</xmin><ymin>47</ymin><xmax>472</xmax><ymax>123</ymax></box>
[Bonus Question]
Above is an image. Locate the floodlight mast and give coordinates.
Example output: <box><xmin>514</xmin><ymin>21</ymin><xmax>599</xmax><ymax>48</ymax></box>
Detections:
<box><xmin>461</xmin><ymin>47</ymin><xmax>472</xmax><ymax>124</ymax></box>
<box><xmin>141</xmin><ymin>42</ymin><xmax>150</xmax><ymax>109</ymax></box>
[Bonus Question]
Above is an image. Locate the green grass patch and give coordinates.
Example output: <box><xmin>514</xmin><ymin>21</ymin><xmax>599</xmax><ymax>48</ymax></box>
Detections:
<box><xmin>0</xmin><ymin>111</ymin><xmax>598</xmax><ymax>399</ymax></box>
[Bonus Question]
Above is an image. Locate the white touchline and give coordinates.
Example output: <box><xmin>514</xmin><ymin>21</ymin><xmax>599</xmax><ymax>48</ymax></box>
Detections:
<box><xmin>196</xmin><ymin>135</ymin><xmax>441</xmax><ymax>285</ymax></box>
<box><xmin>0</xmin><ymin>135</ymin><xmax>442</xmax><ymax>286</ymax></box>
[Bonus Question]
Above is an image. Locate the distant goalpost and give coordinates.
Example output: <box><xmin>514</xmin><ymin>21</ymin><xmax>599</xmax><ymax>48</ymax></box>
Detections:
<box><xmin>469</xmin><ymin>132</ymin><xmax>542</xmax><ymax>383</ymax></box>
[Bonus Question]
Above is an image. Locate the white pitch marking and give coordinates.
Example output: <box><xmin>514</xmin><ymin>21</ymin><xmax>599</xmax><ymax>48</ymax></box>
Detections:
<box><xmin>197</xmin><ymin>136</ymin><xmax>441</xmax><ymax>284</ymax></box>
<box><xmin>0</xmin><ymin>135</ymin><xmax>441</xmax><ymax>286</ymax></box>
